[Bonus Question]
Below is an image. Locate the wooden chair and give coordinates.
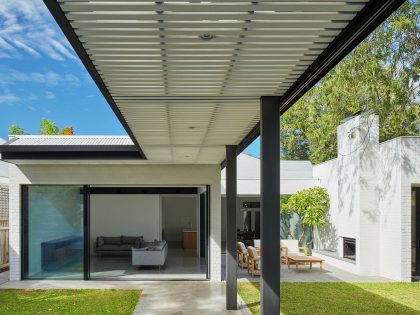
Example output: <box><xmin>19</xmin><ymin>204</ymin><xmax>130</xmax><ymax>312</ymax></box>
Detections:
<box><xmin>280</xmin><ymin>246</ymin><xmax>288</xmax><ymax>267</ymax></box>
<box><xmin>253</xmin><ymin>239</ymin><xmax>261</xmax><ymax>255</ymax></box>
<box><xmin>247</xmin><ymin>246</ymin><xmax>261</xmax><ymax>277</ymax></box>
<box><xmin>237</xmin><ymin>242</ymin><xmax>248</xmax><ymax>269</ymax></box>
<box><xmin>280</xmin><ymin>240</ymin><xmax>308</xmax><ymax>268</ymax></box>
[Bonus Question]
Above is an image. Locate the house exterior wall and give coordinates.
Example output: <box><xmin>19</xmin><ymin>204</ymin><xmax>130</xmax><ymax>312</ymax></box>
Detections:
<box><xmin>400</xmin><ymin>138</ymin><xmax>420</xmax><ymax>281</ymax></box>
<box><xmin>313</xmin><ymin>113</ymin><xmax>420</xmax><ymax>281</ymax></box>
<box><xmin>379</xmin><ymin>137</ymin><xmax>420</xmax><ymax>281</ymax></box>
<box><xmin>313</xmin><ymin>115</ymin><xmax>381</xmax><ymax>275</ymax></box>
<box><xmin>378</xmin><ymin>138</ymin><xmax>403</xmax><ymax>280</ymax></box>
<box><xmin>8</xmin><ymin>163</ymin><xmax>221</xmax><ymax>281</ymax></box>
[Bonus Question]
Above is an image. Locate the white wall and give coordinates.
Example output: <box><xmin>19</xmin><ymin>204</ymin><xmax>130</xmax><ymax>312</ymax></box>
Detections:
<box><xmin>313</xmin><ymin>112</ymin><xmax>420</xmax><ymax>281</ymax></box>
<box><xmin>313</xmin><ymin>115</ymin><xmax>380</xmax><ymax>276</ymax></box>
<box><xmin>220</xmin><ymin>154</ymin><xmax>318</xmax><ymax>195</ymax></box>
<box><xmin>161</xmin><ymin>195</ymin><xmax>197</xmax><ymax>242</ymax></box>
<box><xmin>379</xmin><ymin>137</ymin><xmax>420</xmax><ymax>281</ymax></box>
<box><xmin>8</xmin><ymin>163</ymin><xmax>221</xmax><ymax>281</ymax></box>
<box><xmin>90</xmin><ymin>194</ymin><xmax>161</xmax><ymax>251</ymax></box>
<box><xmin>400</xmin><ymin>138</ymin><xmax>420</xmax><ymax>281</ymax></box>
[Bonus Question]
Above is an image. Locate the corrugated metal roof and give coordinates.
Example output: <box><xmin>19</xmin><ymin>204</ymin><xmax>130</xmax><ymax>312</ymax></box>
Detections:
<box><xmin>5</xmin><ymin>135</ymin><xmax>134</xmax><ymax>146</ymax></box>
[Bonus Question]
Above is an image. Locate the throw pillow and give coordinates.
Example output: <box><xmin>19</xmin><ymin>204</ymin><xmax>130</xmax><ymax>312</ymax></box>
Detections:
<box><xmin>140</xmin><ymin>239</ymin><xmax>148</xmax><ymax>248</ymax></box>
<box><xmin>97</xmin><ymin>237</ymin><xmax>104</xmax><ymax>247</ymax></box>
<box><xmin>134</xmin><ymin>238</ymin><xmax>142</xmax><ymax>249</ymax></box>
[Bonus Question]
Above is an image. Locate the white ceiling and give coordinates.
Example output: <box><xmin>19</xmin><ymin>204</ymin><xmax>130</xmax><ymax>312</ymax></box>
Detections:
<box><xmin>58</xmin><ymin>0</ymin><xmax>369</xmax><ymax>164</ymax></box>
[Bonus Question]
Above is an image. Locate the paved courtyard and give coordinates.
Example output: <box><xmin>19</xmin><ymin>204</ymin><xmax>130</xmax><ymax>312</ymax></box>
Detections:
<box><xmin>236</xmin><ymin>262</ymin><xmax>392</xmax><ymax>283</ymax></box>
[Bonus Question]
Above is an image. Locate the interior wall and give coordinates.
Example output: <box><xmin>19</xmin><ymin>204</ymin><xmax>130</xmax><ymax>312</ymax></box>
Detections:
<box><xmin>90</xmin><ymin>194</ymin><xmax>160</xmax><ymax>251</ymax></box>
<box><xmin>161</xmin><ymin>195</ymin><xmax>197</xmax><ymax>243</ymax></box>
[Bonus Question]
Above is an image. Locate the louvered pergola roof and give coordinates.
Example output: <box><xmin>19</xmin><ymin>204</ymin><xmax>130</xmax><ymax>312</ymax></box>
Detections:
<box><xmin>44</xmin><ymin>0</ymin><xmax>404</xmax><ymax>164</ymax></box>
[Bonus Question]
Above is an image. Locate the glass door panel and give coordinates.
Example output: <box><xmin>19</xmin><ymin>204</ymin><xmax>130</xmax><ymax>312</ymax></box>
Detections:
<box><xmin>24</xmin><ymin>185</ymin><xmax>84</xmax><ymax>279</ymax></box>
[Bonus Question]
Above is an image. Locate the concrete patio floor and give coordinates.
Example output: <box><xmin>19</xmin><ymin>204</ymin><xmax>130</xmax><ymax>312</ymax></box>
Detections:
<box><xmin>236</xmin><ymin>262</ymin><xmax>393</xmax><ymax>283</ymax></box>
<box><xmin>0</xmin><ymin>271</ymin><xmax>8</xmax><ymax>285</ymax></box>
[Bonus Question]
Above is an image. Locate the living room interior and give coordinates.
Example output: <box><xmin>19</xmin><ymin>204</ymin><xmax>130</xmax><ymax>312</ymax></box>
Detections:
<box><xmin>89</xmin><ymin>186</ymin><xmax>209</xmax><ymax>280</ymax></box>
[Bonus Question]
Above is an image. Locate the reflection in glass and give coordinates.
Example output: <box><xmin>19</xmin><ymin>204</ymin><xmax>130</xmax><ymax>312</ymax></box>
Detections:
<box><xmin>26</xmin><ymin>186</ymin><xmax>84</xmax><ymax>279</ymax></box>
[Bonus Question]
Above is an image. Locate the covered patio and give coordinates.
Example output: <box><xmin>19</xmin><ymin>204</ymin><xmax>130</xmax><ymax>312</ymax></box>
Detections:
<box><xmin>0</xmin><ymin>0</ymin><xmax>406</xmax><ymax>313</ymax></box>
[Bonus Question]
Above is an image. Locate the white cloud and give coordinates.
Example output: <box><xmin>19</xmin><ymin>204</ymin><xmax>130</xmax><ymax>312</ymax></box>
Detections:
<box><xmin>0</xmin><ymin>68</ymin><xmax>80</xmax><ymax>87</ymax></box>
<box><xmin>0</xmin><ymin>0</ymin><xmax>76</xmax><ymax>60</ymax></box>
<box><xmin>45</xmin><ymin>91</ymin><xmax>55</xmax><ymax>99</ymax></box>
<box><xmin>0</xmin><ymin>94</ymin><xmax>20</xmax><ymax>103</ymax></box>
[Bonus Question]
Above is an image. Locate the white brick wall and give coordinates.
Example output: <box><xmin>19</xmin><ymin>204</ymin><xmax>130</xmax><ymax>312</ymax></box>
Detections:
<box><xmin>8</xmin><ymin>163</ymin><xmax>222</xmax><ymax>281</ymax></box>
<box><xmin>314</xmin><ymin>113</ymin><xmax>420</xmax><ymax>281</ymax></box>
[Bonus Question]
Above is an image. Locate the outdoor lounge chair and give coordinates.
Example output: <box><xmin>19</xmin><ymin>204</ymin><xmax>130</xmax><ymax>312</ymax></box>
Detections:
<box><xmin>280</xmin><ymin>239</ymin><xmax>308</xmax><ymax>265</ymax></box>
<box><xmin>253</xmin><ymin>239</ymin><xmax>260</xmax><ymax>248</ymax></box>
<box><xmin>237</xmin><ymin>242</ymin><xmax>248</xmax><ymax>269</ymax></box>
<box><xmin>247</xmin><ymin>246</ymin><xmax>260</xmax><ymax>277</ymax></box>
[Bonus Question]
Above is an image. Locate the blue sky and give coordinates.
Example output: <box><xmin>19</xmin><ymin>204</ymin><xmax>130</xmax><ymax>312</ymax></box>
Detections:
<box><xmin>0</xmin><ymin>0</ymin><xmax>260</xmax><ymax>157</ymax></box>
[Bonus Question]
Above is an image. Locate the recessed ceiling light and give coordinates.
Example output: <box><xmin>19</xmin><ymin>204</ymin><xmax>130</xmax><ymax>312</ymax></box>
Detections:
<box><xmin>199</xmin><ymin>33</ymin><xmax>215</xmax><ymax>41</ymax></box>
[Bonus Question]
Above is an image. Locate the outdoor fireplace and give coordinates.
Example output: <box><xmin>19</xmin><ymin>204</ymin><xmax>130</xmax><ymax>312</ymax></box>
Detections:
<box><xmin>343</xmin><ymin>237</ymin><xmax>356</xmax><ymax>261</ymax></box>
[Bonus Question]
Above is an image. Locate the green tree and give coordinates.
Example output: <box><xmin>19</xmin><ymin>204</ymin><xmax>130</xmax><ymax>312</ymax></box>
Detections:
<box><xmin>59</xmin><ymin>126</ymin><xmax>74</xmax><ymax>135</ymax></box>
<box><xmin>280</xmin><ymin>2</ymin><xmax>419</xmax><ymax>164</ymax></box>
<box><xmin>39</xmin><ymin>118</ymin><xmax>59</xmax><ymax>135</ymax></box>
<box><xmin>8</xmin><ymin>124</ymin><xmax>25</xmax><ymax>135</ymax></box>
<box><xmin>282</xmin><ymin>187</ymin><xmax>330</xmax><ymax>247</ymax></box>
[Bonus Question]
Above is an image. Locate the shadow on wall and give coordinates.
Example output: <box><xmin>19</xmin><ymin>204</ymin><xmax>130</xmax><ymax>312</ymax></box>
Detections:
<box><xmin>314</xmin><ymin>216</ymin><xmax>339</xmax><ymax>251</ymax></box>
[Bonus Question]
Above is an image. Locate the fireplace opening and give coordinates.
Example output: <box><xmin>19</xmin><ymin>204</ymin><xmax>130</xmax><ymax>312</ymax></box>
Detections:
<box><xmin>343</xmin><ymin>237</ymin><xmax>356</xmax><ymax>261</ymax></box>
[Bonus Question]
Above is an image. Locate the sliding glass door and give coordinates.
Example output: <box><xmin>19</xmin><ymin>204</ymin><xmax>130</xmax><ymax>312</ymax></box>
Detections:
<box><xmin>22</xmin><ymin>185</ymin><xmax>85</xmax><ymax>280</ymax></box>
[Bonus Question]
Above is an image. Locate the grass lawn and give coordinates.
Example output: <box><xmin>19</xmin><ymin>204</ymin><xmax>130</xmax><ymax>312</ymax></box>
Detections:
<box><xmin>0</xmin><ymin>289</ymin><xmax>141</xmax><ymax>315</ymax></box>
<box><xmin>238</xmin><ymin>282</ymin><xmax>420</xmax><ymax>315</ymax></box>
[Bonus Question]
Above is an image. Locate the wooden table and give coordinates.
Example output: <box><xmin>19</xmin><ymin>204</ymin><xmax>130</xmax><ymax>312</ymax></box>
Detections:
<box><xmin>287</xmin><ymin>256</ymin><xmax>324</xmax><ymax>273</ymax></box>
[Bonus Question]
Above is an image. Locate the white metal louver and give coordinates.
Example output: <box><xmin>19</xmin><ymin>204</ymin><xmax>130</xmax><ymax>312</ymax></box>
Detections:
<box><xmin>54</xmin><ymin>0</ymin><xmax>369</xmax><ymax>164</ymax></box>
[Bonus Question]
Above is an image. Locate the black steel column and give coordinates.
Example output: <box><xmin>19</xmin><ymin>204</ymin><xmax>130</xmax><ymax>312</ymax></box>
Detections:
<box><xmin>226</xmin><ymin>145</ymin><xmax>237</xmax><ymax>310</ymax></box>
<box><xmin>260</xmin><ymin>96</ymin><xmax>280</xmax><ymax>314</ymax></box>
<box><xmin>83</xmin><ymin>185</ymin><xmax>90</xmax><ymax>280</ymax></box>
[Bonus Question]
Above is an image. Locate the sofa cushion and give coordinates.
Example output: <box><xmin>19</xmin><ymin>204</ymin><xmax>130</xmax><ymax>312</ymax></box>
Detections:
<box><xmin>103</xmin><ymin>237</ymin><xmax>121</xmax><ymax>245</ymax></box>
<box><xmin>119</xmin><ymin>244</ymin><xmax>133</xmax><ymax>251</ymax></box>
<box><xmin>122</xmin><ymin>236</ymin><xmax>142</xmax><ymax>245</ymax></box>
<box><xmin>96</xmin><ymin>244</ymin><xmax>120</xmax><ymax>251</ymax></box>
<box><xmin>97</xmin><ymin>237</ymin><xmax>105</xmax><ymax>247</ymax></box>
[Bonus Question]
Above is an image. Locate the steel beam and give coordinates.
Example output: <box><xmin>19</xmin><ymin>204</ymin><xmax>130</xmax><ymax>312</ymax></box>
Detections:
<box><xmin>225</xmin><ymin>145</ymin><xmax>238</xmax><ymax>310</ymax></box>
<box><xmin>260</xmin><ymin>96</ymin><xmax>281</xmax><ymax>315</ymax></box>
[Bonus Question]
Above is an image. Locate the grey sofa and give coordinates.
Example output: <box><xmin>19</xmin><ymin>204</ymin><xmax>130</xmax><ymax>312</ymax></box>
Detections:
<box><xmin>132</xmin><ymin>240</ymin><xmax>168</xmax><ymax>268</ymax></box>
<box><xmin>95</xmin><ymin>235</ymin><xmax>143</xmax><ymax>256</ymax></box>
